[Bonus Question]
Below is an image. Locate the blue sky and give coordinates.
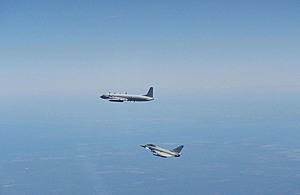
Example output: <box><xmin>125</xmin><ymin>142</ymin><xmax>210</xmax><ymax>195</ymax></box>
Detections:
<box><xmin>1</xmin><ymin>0</ymin><xmax>300</xmax><ymax>96</ymax></box>
<box><xmin>1</xmin><ymin>2</ymin><xmax>300</xmax><ymax>194</ymax></box>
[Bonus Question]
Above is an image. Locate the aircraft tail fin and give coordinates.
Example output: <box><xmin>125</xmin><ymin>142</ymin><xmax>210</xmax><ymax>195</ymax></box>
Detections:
<box><xmin>171</xmin><ymin>145</ymin><xmax>184</xmax><ymax>153</ymax></box>
<box><xmin>145</xmin><ymin>87</ymin><xmax>153</xmax><ymax>97</ymax></box>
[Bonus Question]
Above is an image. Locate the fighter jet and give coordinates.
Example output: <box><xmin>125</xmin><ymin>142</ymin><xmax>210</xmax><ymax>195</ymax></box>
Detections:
<box><xmin>100</xmin><ymin>87</ymin><xmax>154</xmax><ymax>102</ymax></box>
<box><xmin>141</xmin><ymin>144</ymin><xmax>184</xmax><ymax>158</ymax></box>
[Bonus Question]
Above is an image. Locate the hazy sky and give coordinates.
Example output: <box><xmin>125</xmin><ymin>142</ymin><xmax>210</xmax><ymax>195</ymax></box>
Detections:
<box><xmin>1</xmin><ymin>2</ymin><xmax>300</xmax><ymax>194</ymax></box>
<box><xmin>1</xmin><ymin>0</ymin><xmax>300</xmax><ymax>96</ymax></box>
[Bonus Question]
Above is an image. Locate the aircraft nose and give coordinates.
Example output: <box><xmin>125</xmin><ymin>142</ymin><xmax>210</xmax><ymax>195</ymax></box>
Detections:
<box><xmin>140</xmin><ymin>145</ymin><xmax>146</xmax><ymax>148</ymax></box>
<box><xmin>100</xmin><ymin>95</ymin><xmax>106</xmax><ymax>99</ymax></box>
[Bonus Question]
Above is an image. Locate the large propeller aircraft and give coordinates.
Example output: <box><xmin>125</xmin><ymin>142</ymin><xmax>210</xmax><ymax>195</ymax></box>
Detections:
<box><xmin>100</xmin><ymin>87</ymin><xmax>154</xmax><ymax>102</ymax></box>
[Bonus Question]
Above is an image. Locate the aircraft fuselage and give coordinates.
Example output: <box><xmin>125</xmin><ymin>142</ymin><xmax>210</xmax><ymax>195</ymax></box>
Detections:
<box><xmin>100</xmin><ymin>87</ymin><xmax>154</xmax><ymax>102</ymax></box>
<box><xmin>100</xmin><ymin>94</ymin><xmax>154</xmax><ymax>102</ymax></box>
<box><xmin>141</xmin><ymin>144</ymin><xmax>183</xmax><ymax>158</ymax></box>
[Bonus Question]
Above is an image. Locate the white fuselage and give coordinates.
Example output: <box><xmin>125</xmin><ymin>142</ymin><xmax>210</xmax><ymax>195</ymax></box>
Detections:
<box><xmin>141</xmin><ymin>144</ymin><xmax>181</xmax><ymax>157</ymax></box>
<box><xmin>101</xmin><ymin>87</ymin><xmax>154</xmax><ymax>102</ymax></box>
<box><xmin>100</xmin><ymin>93</ymin><xmax>154</xmax><ymax>102</ymax></box>
<box><xmin>150</xmin><ymin>146</ymin><xmax>179</xmax><ymax>156</ymax></box>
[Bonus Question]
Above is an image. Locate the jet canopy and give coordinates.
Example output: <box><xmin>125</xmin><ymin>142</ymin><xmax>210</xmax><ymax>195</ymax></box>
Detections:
<box><xmin>146</xmin><ymin>144</ymin><xmax>156</xmax><ymax>147</ymax></box>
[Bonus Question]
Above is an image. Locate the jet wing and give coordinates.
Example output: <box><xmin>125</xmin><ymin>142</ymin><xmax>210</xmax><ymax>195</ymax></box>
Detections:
<box><xmin>109</xmin><ymin>98</ymin><xmax>127</xmax><ymax>102</ymax></box>
<box><xmin>153</xmin><ymin>151</ymin><xmax>173</xmax><ymax>158</ymax></box>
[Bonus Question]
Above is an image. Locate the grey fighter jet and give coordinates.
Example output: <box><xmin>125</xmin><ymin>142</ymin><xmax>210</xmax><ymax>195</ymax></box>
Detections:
<box><xmin>141</xmin><ymin>144</ymin><xmax>184</xmax><ymax>158</ymax></box>
<box><xmin>100</xmin><ymin>87</ymin><xmax>154</xmax><ymax>102</ymax></box>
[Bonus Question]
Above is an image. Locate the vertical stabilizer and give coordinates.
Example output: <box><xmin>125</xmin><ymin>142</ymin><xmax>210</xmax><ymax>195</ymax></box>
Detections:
<box><xmin>171</xmin><ymin>145</ymin><xmax>184</xmax><ymax>153</ymax></box>
<box><xmin>145</xmin><ymin>87</ymin><xmax>153</xmax><ymax>97</ymax></box>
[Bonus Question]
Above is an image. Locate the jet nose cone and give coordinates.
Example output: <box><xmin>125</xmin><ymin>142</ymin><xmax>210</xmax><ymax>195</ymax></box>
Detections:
<box><xmin>100</xmin><ymin>95</ymin><xmax>106</xmax><ymax>99</ymax></box>
<box><xmin>140</xmin><ymin>145</ymin><xmax>146</xmax><ymax>148</ymax></box>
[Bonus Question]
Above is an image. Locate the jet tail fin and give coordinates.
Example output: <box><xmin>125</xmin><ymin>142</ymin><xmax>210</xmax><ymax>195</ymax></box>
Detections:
<box><xmin>145</xmin><ymin>87</ymin><xmax>153</xmax><ymax>97</ymax></box>
<box><xmin>171</xmin><ymin>145</ymin><xmax>184</xmax><ymax>153</ymax></box>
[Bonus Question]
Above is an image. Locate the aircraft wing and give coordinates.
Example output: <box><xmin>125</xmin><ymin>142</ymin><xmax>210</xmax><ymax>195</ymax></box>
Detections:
<box><xmin>153</xmin><ymin>150</ymin><xmax>173</xmax><ymax>158</ymax></box>
<box><xmin>109</xmin><ymin>97</ymin><xmax>128</xmax><ymax>102</ymax></box>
